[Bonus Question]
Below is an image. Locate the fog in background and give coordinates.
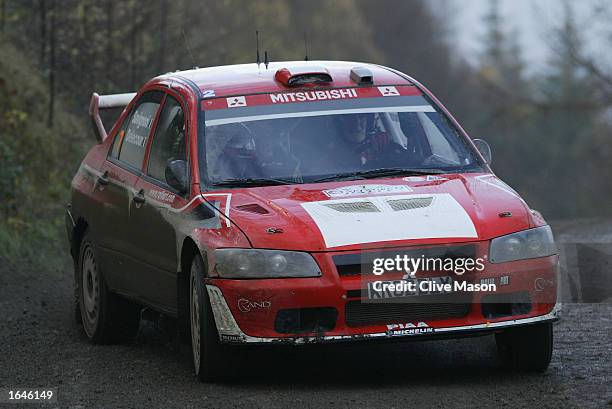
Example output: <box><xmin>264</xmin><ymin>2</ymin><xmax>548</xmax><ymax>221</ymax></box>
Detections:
<box><xmin>453</xmin><ymin>0</ymin><xmax>599</xmax><ymax>68</ymax></box>
<box><xmin>1</xmin><ymin>0</ymin><xmax>611</xmax><ymax>269</ymax></box>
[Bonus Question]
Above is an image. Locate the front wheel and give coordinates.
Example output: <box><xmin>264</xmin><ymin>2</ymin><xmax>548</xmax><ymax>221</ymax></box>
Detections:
<box><xmin>495</xmin><ymin>322</ymin><xmax>553</xmax><ymax>372</ymax></box>
<box><xmin>190</xmin><ymin>254</ymin><xmax>236</xmax><ymax>381</ymax></box>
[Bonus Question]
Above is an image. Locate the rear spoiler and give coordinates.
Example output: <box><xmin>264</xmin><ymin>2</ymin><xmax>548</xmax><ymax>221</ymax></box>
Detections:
<box><xmin>89</xmin><ymin>92</ymin><xmax>136</xmax><ymax>143</ymax></box>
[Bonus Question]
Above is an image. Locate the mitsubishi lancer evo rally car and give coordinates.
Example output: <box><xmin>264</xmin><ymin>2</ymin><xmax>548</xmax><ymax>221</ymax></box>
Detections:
<box><xmin>66</xmin><ymin>61</ymin><xmax>560</xmax><ymax>381</ymax></box>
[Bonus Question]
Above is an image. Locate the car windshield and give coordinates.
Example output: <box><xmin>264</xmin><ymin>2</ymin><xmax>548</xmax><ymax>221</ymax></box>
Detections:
<box><xmin>200</xmin><ymin>87</ymin><xmax>483</xmax><ymax>186</ymax></box>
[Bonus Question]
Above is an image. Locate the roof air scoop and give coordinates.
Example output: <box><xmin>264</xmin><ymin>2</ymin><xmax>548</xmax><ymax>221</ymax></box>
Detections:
<box><xmin>350</xmin><ymin>66</ymin><xmax>373</xmax><ymax>85</ymax></box>
<box><xmin>275</xmin><ymin>66</ymin><xmax>332</xmax><ymax>86</ymax></box>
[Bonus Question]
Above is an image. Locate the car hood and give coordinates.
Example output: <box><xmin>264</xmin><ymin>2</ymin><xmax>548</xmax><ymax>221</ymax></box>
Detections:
<box><xmin>209</xmin><ymin>173</ymin><xmax>535</xmax><ymax>252</ymax></box>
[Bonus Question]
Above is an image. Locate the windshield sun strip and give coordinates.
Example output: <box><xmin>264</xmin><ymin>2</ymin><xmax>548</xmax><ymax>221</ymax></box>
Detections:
<box><xmin>204</xmin><ymin>105</ymin><xmax>435</xmax><ymax>126</ymax></box>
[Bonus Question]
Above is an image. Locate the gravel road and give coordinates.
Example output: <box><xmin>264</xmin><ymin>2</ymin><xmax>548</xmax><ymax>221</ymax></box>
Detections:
<box><xmin>0</xmin><ymin>258</ymin><xmax>610</xmax><ymax>409</ymax></box>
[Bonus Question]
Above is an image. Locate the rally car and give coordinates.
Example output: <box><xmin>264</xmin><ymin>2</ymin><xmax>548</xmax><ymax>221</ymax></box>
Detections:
<box><xmin>66</xmin><ymin>60</ymin><xmax>560</xmax><ymax>381</ymax></box>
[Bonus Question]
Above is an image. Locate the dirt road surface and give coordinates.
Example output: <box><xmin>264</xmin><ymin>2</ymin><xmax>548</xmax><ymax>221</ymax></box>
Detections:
<box><xmin>0</xmin><ymin>258</ymin><xmax>610</xmax><ymax>409</ymax></box>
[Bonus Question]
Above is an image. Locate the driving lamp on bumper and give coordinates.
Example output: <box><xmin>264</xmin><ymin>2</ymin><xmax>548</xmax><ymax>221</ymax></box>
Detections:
<box><xmin>489</xmin><ymin>226</ymin><xmax>557</xmax><ymax>263</ymax></box>
<box><xmin>214</xmin><ymin>249</ymin><xmax>321</xmax><ymax>278</ymax></box>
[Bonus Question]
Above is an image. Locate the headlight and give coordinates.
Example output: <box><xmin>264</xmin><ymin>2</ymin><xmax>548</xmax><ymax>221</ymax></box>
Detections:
<box><xmin>214</xmin><ymin>249</ymin><xmax>321</xmax><ymax>278</ymax></box>
<box><xmin>489</xmin><ymin>226</ymin><xmax>557</xmax><ymax>263</ymax></box>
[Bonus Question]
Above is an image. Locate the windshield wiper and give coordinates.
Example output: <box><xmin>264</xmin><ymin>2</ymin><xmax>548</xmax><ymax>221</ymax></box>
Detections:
<box><xmin>212</xmin><ymin>177</ymin><xmax>296</xmax><ymax>187</ymax></box>
<box><xmin>312</xmin><ymin>168</ymin><xmax>446</xmax><ymax>183</ymax></box>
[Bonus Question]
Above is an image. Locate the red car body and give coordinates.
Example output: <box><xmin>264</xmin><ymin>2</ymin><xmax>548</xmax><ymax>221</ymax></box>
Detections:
<box><xmin>67</xmin><ymin>61</ymin><xmax>559</xmax><ymax>375</ymax></box>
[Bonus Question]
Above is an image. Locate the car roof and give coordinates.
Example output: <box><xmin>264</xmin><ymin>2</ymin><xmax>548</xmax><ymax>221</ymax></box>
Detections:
<box><xmin>157</xmin><ymin>60</ymin><xmax>412</xmax><ymax>98</ymax></box>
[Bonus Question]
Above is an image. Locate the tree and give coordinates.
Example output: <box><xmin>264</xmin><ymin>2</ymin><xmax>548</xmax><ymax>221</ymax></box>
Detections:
<box><xmin>1</xmin><ymin>0</ymin><xmax>6</xmax><ymax>33</ymax></box>
<box><xmin>39</xmin><ymin>0</ymin><xmax>46</xmax><ymax>66</ymax></box>
<box><xmin>47</xmin><ymin>0</ymin><xmax>54</xmax><ymax>127</ymax></box>
<box><xmin>157</xmin><ymin>0</ymin><xmax>167</xmax><ymax>73</ymax></box>
<box><xmin>533</xmin><ymin>1</ymin><xmax>608</xmax><ymax>217</ymax></box>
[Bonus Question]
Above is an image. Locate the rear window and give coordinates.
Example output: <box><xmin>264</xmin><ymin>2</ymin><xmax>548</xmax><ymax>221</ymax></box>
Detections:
<box><xmin>199</xmin><ymin>86</ymin><xmax>482</xmax><ymax>185</ymax></box>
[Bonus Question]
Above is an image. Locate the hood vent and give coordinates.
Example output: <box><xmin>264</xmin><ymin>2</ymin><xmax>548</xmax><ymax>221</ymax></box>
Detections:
<box><xmin>387</xmin><ymin>197</ymin><xmax>433</xmax><ymax>211</ymax></box>
<box><xmin>235</xmin><ymin>203</ymin><xmax>270</xmax><ymax>215</ymax></box>
<box><xmin>324</xmin><ymin>202</ymin><xmax>380</xmax><ymax>213</ymax></box>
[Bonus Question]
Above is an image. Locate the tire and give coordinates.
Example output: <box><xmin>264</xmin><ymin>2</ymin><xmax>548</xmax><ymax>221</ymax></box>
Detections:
<box><xmin>73</xmin><ymin>265</ymin><xmax>82</xmax><ymax>325</ymax></box>
<box><xmin>77</xmin><ymin>231</ymin><xmax>140</xmax><ymax>343</ymax></box>
<box><xmin>495</xmin><ymin>322</ymin><xmax>553</xmax><ymax>372</ymax></box>
<box><xmin>190</xmin><ymin>254</ymin><xmax>236</xmax><ymax>381</ymax></box>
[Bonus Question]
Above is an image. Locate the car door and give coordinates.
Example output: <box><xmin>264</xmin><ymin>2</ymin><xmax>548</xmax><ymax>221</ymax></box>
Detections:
<box><xmin>97</xmin><ymin>91</ymin><xmax>164</xmax><ymax>294</ymax></box>
<box><xmin>131</xmin><ymin>93</ymin><xmax>191</xmax><ymax>310</ymax></box>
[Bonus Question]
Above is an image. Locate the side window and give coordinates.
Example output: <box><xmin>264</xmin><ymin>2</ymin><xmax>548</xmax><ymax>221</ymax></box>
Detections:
<box><xmin>418</xmin><ymin>112</ymin><xmax>461</xmax><ymax>164</ymax></box>
<box><xmin>146</xmin><ymin>96</ymin><xmax>187</xmax><ymax>185</ymax></box>
<box><xmin>110</xmin><ymin>91</ymin><xmax>163</xmax><ymax>170</ymax></box>
<box><xmin>399</xmin><ymin>112</ymin><xmax>466</xmax><ymax>166</ymax></box>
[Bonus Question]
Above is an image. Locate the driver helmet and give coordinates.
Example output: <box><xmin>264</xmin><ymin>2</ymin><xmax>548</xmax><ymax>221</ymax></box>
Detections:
<box><xmin>336</xmin><ymin>113</ymin><xmax>372</xmax><ymax>145</ymax></box>
<box><xmin>223</xmin><ymin>125</ymin><xmax>256</xmax><ymax>160</ymax></box>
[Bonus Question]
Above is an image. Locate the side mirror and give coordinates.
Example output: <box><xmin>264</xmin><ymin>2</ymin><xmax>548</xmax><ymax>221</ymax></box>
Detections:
<box><xmin>473</xmin><ymin>139</ymin><xmax>492</xmax><ymax>165</ymax></box>
<box><xmin>165</xmin><ymin>159</ymin><xmax>189</xmax><ymax>194</ymax></box>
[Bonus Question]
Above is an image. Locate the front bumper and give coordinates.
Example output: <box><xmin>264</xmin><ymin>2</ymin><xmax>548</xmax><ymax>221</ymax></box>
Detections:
<box><xmin>207</xmin><ymin>243</ymin><xmax>560</xmax><ymax>345</ymax></box>
<box><xmin>207</xmin><ymin>285</ymin><xmax>561</xmax><ymax>345</ymax></box>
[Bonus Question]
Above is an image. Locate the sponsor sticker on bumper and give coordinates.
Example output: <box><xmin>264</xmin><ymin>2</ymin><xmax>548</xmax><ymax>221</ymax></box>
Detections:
<box><xmin>386</xmin><ymin>322</ymin><xmax>434</xmax><ymax>336</ymax></box>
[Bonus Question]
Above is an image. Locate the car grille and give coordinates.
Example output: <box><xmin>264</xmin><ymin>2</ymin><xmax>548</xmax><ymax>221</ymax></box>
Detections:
<box><xmin>345</xmin><ymin>296</ymin><xmax>471</xmax><ymax>327</ymax></box>
<box><xmin>480</xmin><ymin>291</ymin><xmax>532</xmax><ymax>319</ymax></box>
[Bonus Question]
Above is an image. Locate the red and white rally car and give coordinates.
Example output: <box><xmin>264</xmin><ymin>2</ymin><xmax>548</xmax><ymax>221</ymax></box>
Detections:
<box><xmin>67</xmin><ymin>61</ymin><xmax>559</xmax><ymax>381</ymax></box>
